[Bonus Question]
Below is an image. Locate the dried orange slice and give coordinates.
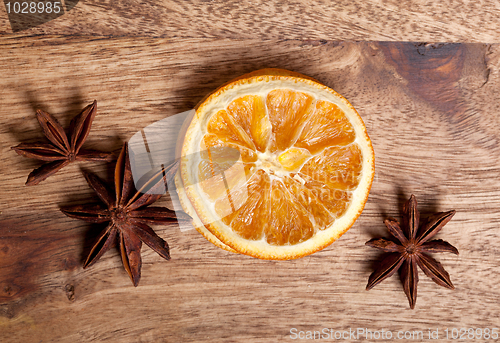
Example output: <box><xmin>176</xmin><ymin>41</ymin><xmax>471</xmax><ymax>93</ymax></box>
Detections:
<box><xmin>177</xmin><ymin>69</ymin><xmax>374</xmax><ymax>259</ymax></box>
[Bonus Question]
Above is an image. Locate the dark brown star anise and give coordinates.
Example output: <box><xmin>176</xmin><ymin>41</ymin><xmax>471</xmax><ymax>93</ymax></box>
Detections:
<box><xmin>61</xmin><ymin>143</ymin><xmax>190</xmax><ymax>286</ymax></box>
<box><xmin>11</xmin><ymin>100</ymin><xmax>113</xmax><ymax>186</ymax></box>
<box><xmin>365</xmin><ymin>194</ymin><xmax>458</xmax><ymax>309</ymax></box>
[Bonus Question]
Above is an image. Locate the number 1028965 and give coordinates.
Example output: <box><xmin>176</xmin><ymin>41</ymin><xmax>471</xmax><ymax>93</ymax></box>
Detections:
<box><xmin>5</xmin><ymin>2</ymin><xmax>62</xmax><ymax>14</ymax></box>
<box><xmin>445</xmin><ymin>328</ymin><xmax>499</xmax><ymax>340</ymax></box>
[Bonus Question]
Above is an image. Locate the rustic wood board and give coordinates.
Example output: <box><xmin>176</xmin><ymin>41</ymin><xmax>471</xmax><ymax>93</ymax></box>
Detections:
<box><xmin>1</xmin><ymin>37</ymin><xmax>500</xmax><ymax>342</ymax></box>
<box><xmin>2</xmin><ymin>0</ymin><xmax>500</xmax><ymax>42</ymax></box>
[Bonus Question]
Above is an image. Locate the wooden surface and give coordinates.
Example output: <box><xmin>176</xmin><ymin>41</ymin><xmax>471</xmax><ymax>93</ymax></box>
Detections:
<box><xmin>2</xmin><ymin>0</ymin><xmax>500</xmax><ymax>42</ymax></box>
<box><xmin>1</xmin><ymin>8</ymin><xmax>500</xmax><ymax>343</ymax></box>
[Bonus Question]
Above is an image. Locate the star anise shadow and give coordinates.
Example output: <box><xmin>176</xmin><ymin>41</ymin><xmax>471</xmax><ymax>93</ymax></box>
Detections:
<box><xmin>58</xmin><ymin>165</ymin><xmax>112</xmax><ymax>266</ymax></box>
<box><xmin>80</xmin><ymin>221</ymin><xmax>112</xmax><ymax>265</ymax></box>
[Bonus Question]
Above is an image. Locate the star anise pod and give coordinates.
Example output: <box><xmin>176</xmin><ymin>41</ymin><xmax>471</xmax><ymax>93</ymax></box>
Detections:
<box><xmin>365</xmin><ymin>194</ymin><xmax>458</xmax><ymax>309</ymax></box>
<box><xmin>11</xmin><ymin>100</ymin><xmax>113</xmax><ymax>186</ymax></box>
<box><xmin>61</xmin><ymin>143</ymin><xmax>190</xmax><ymax>286</ymax></box>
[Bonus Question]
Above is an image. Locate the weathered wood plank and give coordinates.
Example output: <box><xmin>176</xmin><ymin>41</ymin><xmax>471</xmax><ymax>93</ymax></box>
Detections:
<box><xmin>1</xmin><ymin>37</ymin><xmax>500</xmax><ymax>342</ymax></box>
<box><xmin>1</xmin><ymin>0</ymin><xmax>500</xmax><ymax>42</ymax></box>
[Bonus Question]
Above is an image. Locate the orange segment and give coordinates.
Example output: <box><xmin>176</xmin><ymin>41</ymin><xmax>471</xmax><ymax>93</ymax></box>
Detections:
<box><xmin>299</xmin><ymin>174</ymin><xmax>352</xmax><ymax>218</ymax></box>
<box><xmin>216</xmin><ymin>170</ymin><xmax>271</xmax><ymax>240</ymax></box>
<box><xmin>226</xmin><ymin>95</ymin><xmax>271</xmax><ymax>152</ymax></box>
<box><xmin>282</xmin><ymin>175</ymin><xmax>335</xmax><ymax>229</ymax></box>
<box><xmin>198</xmin><ymin>160</ymin><xmax>254</xmax><ymax>202</ymax></box>
<box><xmin>266</xmin><ymin>89</ymin><xmax>314</xmax><ymax>151</ymax></box>
<box><xmin>207</xmin><ymin>109</ymin><xmax>255</xmax><ymax>150</ymax></box>
<box><xmin>278</xmin><ymin>147</ymin><xmax>312</xmax><ymax>171</ymax></box>
<box><xmin>300</xmin><ymin>144</ymin><xmax>362</xmax><ymax>191</ymax></box>
<box><xmin>295</xmin><ymin>100</ymin><xmax>356</xmax><ymax>154</ymax></box>
<box><xmin>266</xmin><ymin>180</ymin><xmax>314</xmax><ymax>245</ymax></box>
<box><xmin>201</xmin><ymin>134</ymin><xmax>257</xmax><ymax>163</ymax></box>
<box><xmin>180</xmin><ymin>68</ymin><xmax>375</xmax><ymax>260</ymax></box>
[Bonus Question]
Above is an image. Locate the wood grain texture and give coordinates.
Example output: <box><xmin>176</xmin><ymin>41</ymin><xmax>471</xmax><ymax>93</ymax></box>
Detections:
<box><xmin>1</xmin><ymin>0</ymin><xmax>500</xmax><ymax>42</ymax></box>
<box><xmin>1</xmin><ymin>37</ymin><xmax>500</xmax><ymax>342</ymax></box>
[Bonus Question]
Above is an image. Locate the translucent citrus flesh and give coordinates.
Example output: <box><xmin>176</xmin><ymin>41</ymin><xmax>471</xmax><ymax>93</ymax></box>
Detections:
<box><xmin>278</xmin><ymin>148</ymin><xmax>312</xmax><ymax>171</ymax></box>
<box><xmin>197</xmin><ymin>89</ymin><xmax>363</xmax><ymax>246</ymax></box>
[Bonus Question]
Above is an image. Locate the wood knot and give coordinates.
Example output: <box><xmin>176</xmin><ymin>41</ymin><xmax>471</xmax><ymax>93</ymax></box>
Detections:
<box><xmin>65</xmin><ymin>284</ymin><xmax>75</xmax><ymax>302</ymax></box>
<box><xmin>62</xmin><ymin>258</ymin><xmax>78</xmax><ymax>271</ymax></box>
